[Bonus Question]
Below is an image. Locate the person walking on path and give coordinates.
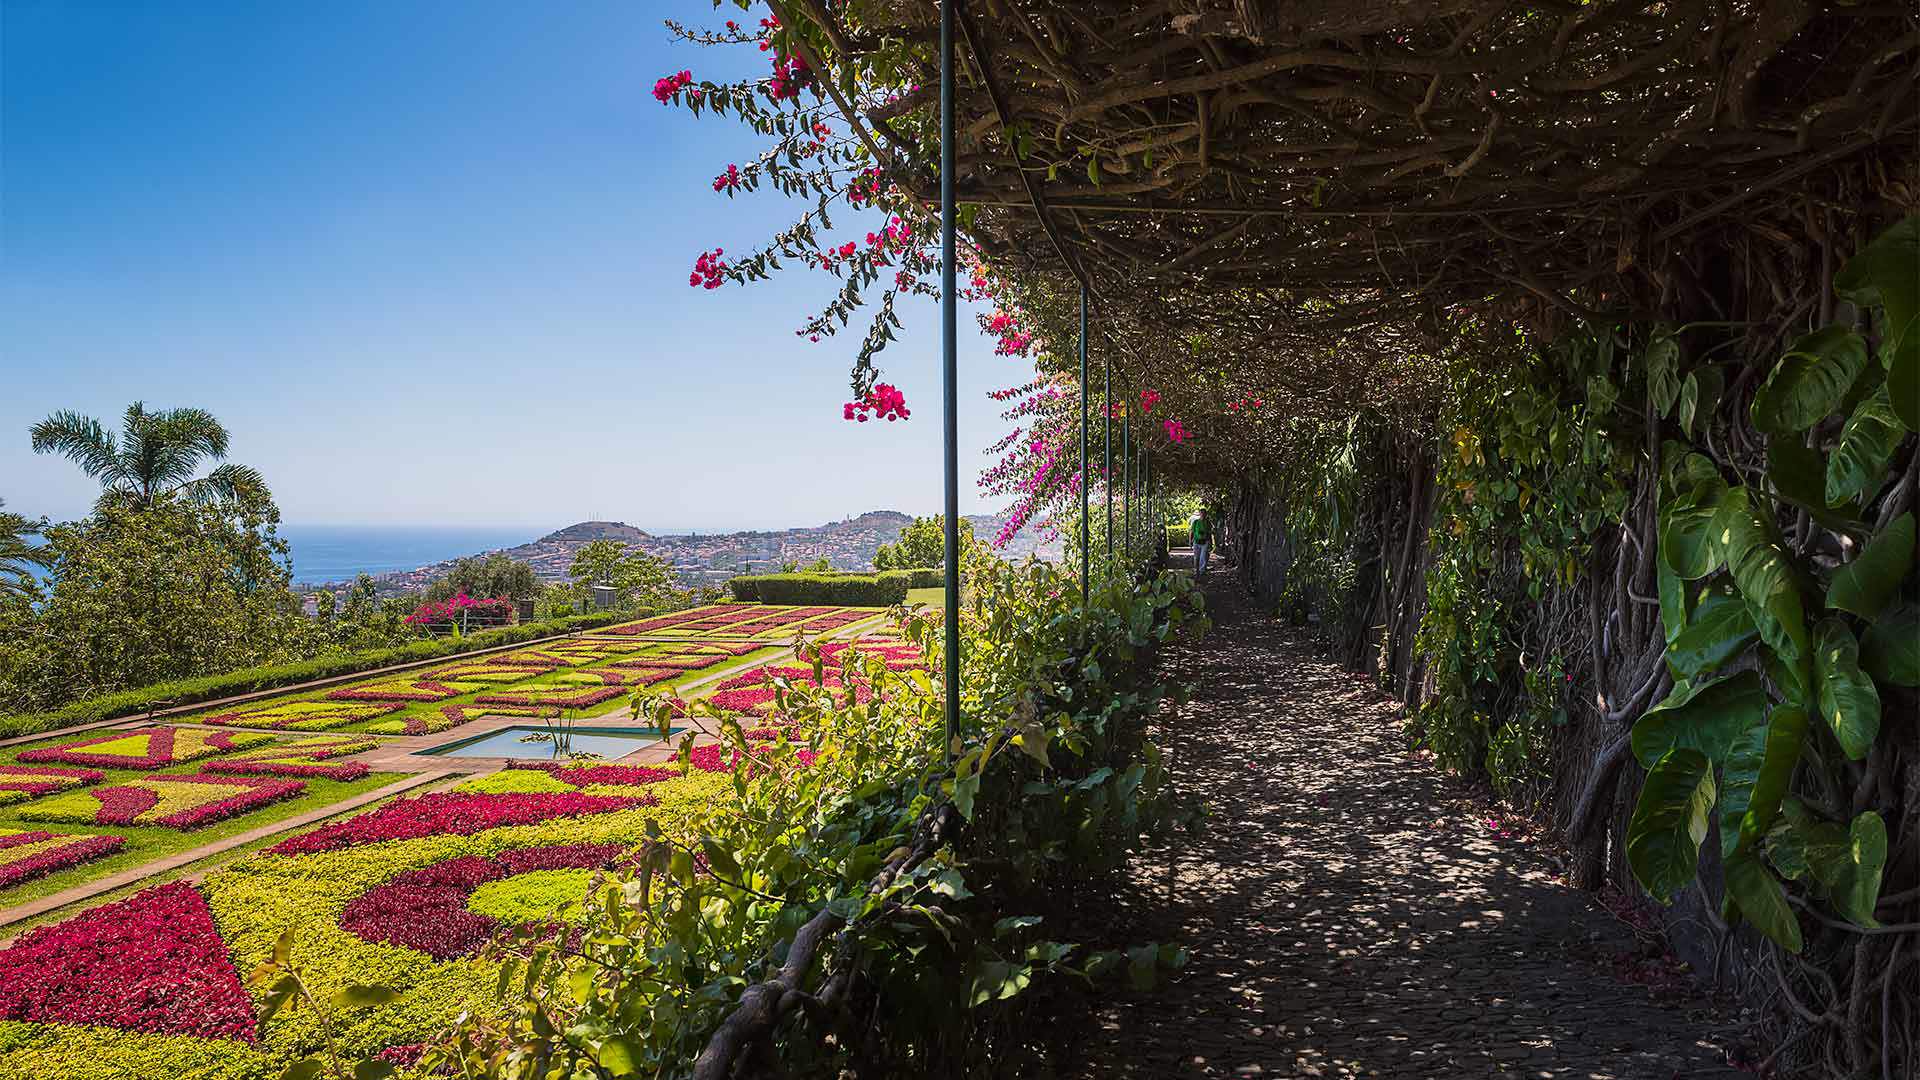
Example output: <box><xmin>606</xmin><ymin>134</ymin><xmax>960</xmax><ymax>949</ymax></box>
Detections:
<box><xmin>1190</xmin><ymin>509</ymin><xmax>1213</xmax><ymax>575</ymax></box>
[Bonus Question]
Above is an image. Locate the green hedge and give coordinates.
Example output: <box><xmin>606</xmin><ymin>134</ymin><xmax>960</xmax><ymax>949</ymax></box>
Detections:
<box><xmin>728</xmin><ymin>572</ymin><xmax>910</xmax><ymax>606</ymax></box>
<box><xmin>0</xmin><ymin>610</ymin><xmax>638</xmax><ymax>741</ymax></box>
<box><xmin>906</xmin><ymin>567</ymin><xmax>943</xmax><ymax>588</ymax></box>
<box><xmin>1166</xmin><ymin>524</ymin><xmax>1191</xmax><ymax>547</ymax></box>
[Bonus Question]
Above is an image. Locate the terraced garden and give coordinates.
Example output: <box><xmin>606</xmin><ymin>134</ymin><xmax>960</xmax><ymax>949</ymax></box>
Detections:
<box><xmin>0</xmin><ymin>603</ymin><xmax>914</xmax><ymax>1079</ymax></box>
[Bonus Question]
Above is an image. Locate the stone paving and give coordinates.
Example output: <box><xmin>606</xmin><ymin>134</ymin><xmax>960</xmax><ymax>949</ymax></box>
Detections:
<box><xmin>1067</xmin><ymin>558</ymin><xmax>1743</xmax><ymax>1080</ymax></box>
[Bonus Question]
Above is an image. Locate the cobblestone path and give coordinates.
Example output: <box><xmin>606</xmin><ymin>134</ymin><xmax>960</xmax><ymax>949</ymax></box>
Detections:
<box><xmin>1068</xmin><ymin>561</ymin><xmax>1742</xmax><ymax>1080</ymax></box>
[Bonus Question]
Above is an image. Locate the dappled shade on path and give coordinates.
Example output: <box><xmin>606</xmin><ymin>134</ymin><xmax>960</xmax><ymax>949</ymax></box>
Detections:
<box><xmin>1068</xmin><ymin>558</ymin><xmax>1742</xmax><ymax>1080</ymax></box>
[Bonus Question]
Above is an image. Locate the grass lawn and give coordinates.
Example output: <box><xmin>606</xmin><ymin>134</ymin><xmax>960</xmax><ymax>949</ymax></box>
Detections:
<box><xmin>906</xmin><ymin>585</ymin><xmax>946</xmax><ymax>607</ymax></box>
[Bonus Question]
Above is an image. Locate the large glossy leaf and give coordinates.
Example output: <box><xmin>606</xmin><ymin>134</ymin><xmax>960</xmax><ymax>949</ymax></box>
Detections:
<box><xmin>1724</xmin><ymin>849</ymin><xmax>1803</xmax><ymax>953</ymax></box>
<box><xmin>1826</xmin><ymin>386</ymin><xmax>1906</xmax><ymax>507</ymax></box>
<box><xmin>1751</xmin><ymin>325</ymin><xmax>1869</xmax><ymax>436</ymax></box>
<box><xmin>1738</xmin><ymin>706</ymin><xmax>1807</xmax><ymax>855</ymax></box>
<box><xmin>1626</xmin><ymin>747</ymin><xmax>1714</xmax><ymax>904</ymax></box>
<box><xmin>1813</xmin><ymin>618</ymin><xmax>1881</xmax><ymax>760</ymax></box>
<box><xmin>1678</xmin><ymin>366</ymin><xmax>1724</xmax><ymax>438</ymax></box>
<box><xmin>1832</xmin><ymin>812</ymin><xmax>1888</xmax><ymax>927</ymax></box>
<box><xmin>1665</xmin><ymin>582</ymin><xmax>1758</xmax><ymax>681</ymax></box>
<box><xmin>1766</xmin><ymin>439</ymin><xmax>1865</xmax><ymax>535</ymax></box>
<box><xmin>1714</xmin><ymin>487</ymin><xmax>1810</xmax><ymax>666</ymax></box>
<box><xmin>1861</xmin><ymin>603</ymin><xmax>1920</xmax><ymax>686</ymax></box>
<box><xmin>1657</xmin><ymin>559</ymin><xmax>1690</xmax><ymax>647</ymax></box>
<box><xmin>1659</xmin><ymin>477</ymin><xmax>1728</xmax><ymax>580</ymax></box>
<box><xmin>1834</xmin><ymin>215</ymin><xmax>1919</xmax><ymax>430</ymax></box>
<box><xmin>1631</xmin><ymin>670</ymin><xmax>1767</xmax><ymax>769</ymax></box>
<box><xmin>1827</xmin><ymin>513</ymin><xmax>1914</xmax><ymax>620</ymax></box>
<box><xmin>1717</xmin><ymin>710</ymin><xmax>1769</xmax><ymax>859</ymax></box>
<box><xmin>1767</xmin><ymin>797</ymin><xmax>1847</xmax><ymax>881</ymax></box>
<box><xmin>1646</xmin><ymin>333</ymin><xmax>1683</xmax><ymax>419</ymax></box>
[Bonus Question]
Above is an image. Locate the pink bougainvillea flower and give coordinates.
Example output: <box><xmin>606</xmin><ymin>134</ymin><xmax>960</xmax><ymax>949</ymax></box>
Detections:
<box><xmin>843</xmin><ymin>383</ymin><xmax>910</xmax><ymax>423</ymax></box>
<box><xmin>1164</xmin><ymin>418</ymin><xmax>1191</xmax><ymax>443</ymax></box>
<box><xmin>1140</xmin><ymin>389</ymin><xmax>1161</xmax><ymax>413</ymax></box>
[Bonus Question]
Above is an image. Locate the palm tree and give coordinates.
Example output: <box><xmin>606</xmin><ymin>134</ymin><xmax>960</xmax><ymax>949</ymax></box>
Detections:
<box><xmin>0</xmin><ymin>498</ymin><xmax>51</xmax><ymax>601</ymax></box>
<box><xmin>30</xmin><ymin>402</ymin><xmax>269</xmax><ymax>510</ymax></box>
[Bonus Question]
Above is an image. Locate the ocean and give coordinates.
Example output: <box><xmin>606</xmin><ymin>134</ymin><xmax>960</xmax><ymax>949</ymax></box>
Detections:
<box><xmin>281</xmin><ymin>524</ymin><xmax>538</xmax><ymax>586</ymax></box>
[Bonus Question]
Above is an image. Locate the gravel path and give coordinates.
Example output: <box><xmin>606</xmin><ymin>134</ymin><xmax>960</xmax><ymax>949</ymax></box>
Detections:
<box><xmin>1068</xmin><ymin>558</ymin><xmax>1743</xmax><ymax>1080</ymax></box>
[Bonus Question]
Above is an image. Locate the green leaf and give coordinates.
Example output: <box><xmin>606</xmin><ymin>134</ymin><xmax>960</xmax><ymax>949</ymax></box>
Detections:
<box><xmin>1834</xmin><ymin>215</ymin><xmax>1919</xmax><ymax>429</ymax></box>
<box><xmin>947</xmin><ymin>772</ymin><xmax>980</xmax><ymax>821</ymax></box>
<box><xmin>353</xmin><ymin>1062</ymin><xmax>397</xmax><ymax>1080</ymax></box>
<box><xmin>1632</xmin><ymin>671</ymin><xmax>1767</xmax><ymax>769</ymax></box>
<box><xmin>1724</xmin><ymin>849</ymin><xmax>1803</xmax><ymax>953</ymax></box>
<box><xmin>1827</xmin><ymin>513</ymin><xmax>1914</xmax><ymax>619</ymax></box>
<box><xmin>331</xmin><ymin>984</ymin><xmax>399</xmax><ymax>1010</ymax></box>
<box><xmin>258</xmin><ymin>974</ymin><xmax>300</xmax><ymax>1022</ymax></box>
<box><xmin>1751</xmin><ymin>325</ymin><xmax>1869</xmax><ymax>435</ymax></box>
<box><xmin>1814</xmin><ymin>618</ymin><xmax>1881</xmax><ymax>760</ymax></box>
<box><xmin>1833</xmin><ymin>812</ymin><xmax>1888</xmax><ymax>927</ymax></box>
<box><xmin>1826</xmin><ymin>386</ymin><xmax>1906</xmax><ymax>505</ymax></box>
<box><xmin>1647</xmin><ymin>334</ymin><xmax>1683</xmax><ymax>418</ymax></box>
<box><xmin>1738</xmin><ymin>706</ymin><xmax>1807</xmax><ymax>856</ymax></box>
<box><xmin>1767</xmin><ymin>797</ymin><xmax>1847</xmax><ymax>881</ymax></box>
<box><xmin>1665</xmin><ymin>582</ymin><xmax>1758</xmax><ymax>681</ymax></box>
<box><xmin>1626</xmin><ymin>747</ymin><xmax>1714</xmax><ymax>903</ymax></box>
<box><xmin>1717</xmin><ymin>710</ymin><xmax>1769</xmax><ymax>859</ymax></box>
<box><xmin>1766</xmin><ymin>439</ymin><xmax>1865</xmax><ymax>534</ymax></box>
<box><xmin>279</xmin><ymin>1060</ymin><xmax>326</xmax><ymax>1080</ymax></box>
<box><xmin>700</xmin><ymin>838</ymin><xmax>743</xmax><ymax>884</ymax></box>
<box><xmin>969</xmin><ymin>960</ymin><xmax>1032</xmax><ymax>1005</ymax></box>
<box><xmin>596</xmin><ymin>1037</ymin><xmax>643</xmax><ymax>1076</ymax></box>
<box><xmin>1659</xmin><ymin>477</ymin><xmax>1728</xmax><ymax>580</ymax></box>
<box><xmin>1657</xmin><ymin>560</ymin><xmax>1690</xmax><ymax>646</ymax></box>
<box><xmin>1861</xmin><ymin>603</ymin><xmax>1920</xmax><ymax>686</ymax></box>
<box><xmin>1683</xmin><ymin>366</ymin><xmax>1724</xmax><ymax>437</ymax></box>
<box><xmin>1714</xmin><ymin>486</ymin><xmax>1810</xmax><ymax>666</ymax></box>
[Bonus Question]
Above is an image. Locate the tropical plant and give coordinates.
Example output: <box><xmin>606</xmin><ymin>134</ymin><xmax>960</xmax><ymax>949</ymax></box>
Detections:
<box><xmin>568</xmin><ymin>539</ymin><xmax>628</xmax><ymax>588</ymax></box>
<box><xmin>0</xmin><ymin>498</ymin><xmax>51</xmax><ymax>602</ymax></box>
<box><xmin>29</xmin><ymin>402</ymin><xmax>269</xmax><ymax>511</ymax></box>
<box><xmin>422</xmin><ymin>553</ymin><xmax>540</xmax><ymax>605</ymax></box>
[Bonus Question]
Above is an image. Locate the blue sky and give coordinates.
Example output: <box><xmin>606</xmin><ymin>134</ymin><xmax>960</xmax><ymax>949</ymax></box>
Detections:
<box><xmin>0</xmin><ymin>1</ymin><xmax>1030</xmax><ymax>530</ymax></box>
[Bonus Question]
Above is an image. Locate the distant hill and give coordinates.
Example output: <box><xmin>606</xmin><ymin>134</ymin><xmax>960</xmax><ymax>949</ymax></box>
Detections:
<box><xmin>537</xmin><ymin>520</ymin><xmax>654</xmax><ymax>544</ymax></box>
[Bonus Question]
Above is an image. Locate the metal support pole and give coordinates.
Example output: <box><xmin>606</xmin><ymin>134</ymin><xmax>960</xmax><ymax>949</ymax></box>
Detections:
<box><xmin>939</xmin><ymin>0</ymin><xmax>959</xmax><ymax>760</ymax></box>
<box><xmin>1121</xmin><ymin>416</ymin><xmax>1132</xmax><ymax>565</ymax></box>
<box><xmin>1143</xmin><ymin>450</ymin><xmax>1153</xmax><ymax>558</ymax></box>
<box><xmin>1078</xmin><ymin>284</ymin><xmax>1089</xmax><ymax>607</ymax></box>
<box><xmin>1102</xmin><ymin>355</ymin><xmax>1112</xmax><ymax>566</ymax></box>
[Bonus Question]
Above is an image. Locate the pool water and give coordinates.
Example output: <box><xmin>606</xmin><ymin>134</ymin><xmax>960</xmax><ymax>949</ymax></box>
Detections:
<box><xmin>418</xmin><ymin>725</ymin><xmax>675</xmax><ymax>760</ymax></box>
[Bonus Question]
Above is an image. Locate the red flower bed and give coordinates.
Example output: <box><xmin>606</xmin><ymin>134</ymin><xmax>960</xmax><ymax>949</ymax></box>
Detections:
<box><xmin>0</xmin><ymin>881</ymin><xmax>256</xmax><ymax>1041</ymax></box>
<box><xmin>0</xmin><ymin>765</ymin><xmax>106</xmax><ymax>798</ymax></box>
<box><xmin>508</xmin><ymin>761</ymin><xmax>681</xmax><ymax>787</ymax></box>
<box><xmin>326</xmin><ymin>680</ymin><xmax>463</xmax><ymax>703</ymax></box>
<box><xmin>16</xmin><ymin>728</ymin><xmax>259</xmax><ymax>770</ymax></box>
<box><xmin>116</xmin><ymin>774</ymin><xmax>306</xmax><ymax>829</ymax></box>
<box><xmin>474</xmin><ymin>685</ymin><xmax>625</xmax><ymax>709</ymax></box>
<box><xmin>269</xmin><ymin>791</ymin><xmax>651</xmax><ymax>856</ymax></box>
<box><xmin>339</xmin><ymin>843</ymin><xmax>626</xmax><ymax>959</ymax></box>
<box><xmin>202</xmin><ymin>758</ymin><xmax>370</xmax><ymax>781</ymax></box>
<box><xmin>611</xmin><ymin>653</ymin><xmax>726</xmax><ymax>671</ymax></box>
<box><xmin>706</xmin><ymin>687</ymin><xmax>779</xmax><ymax>713</ymax></box>
<box><xmin>0</xmin><ymin>832</ymin><xmax>126</xmax><ymax>889</ymax></box>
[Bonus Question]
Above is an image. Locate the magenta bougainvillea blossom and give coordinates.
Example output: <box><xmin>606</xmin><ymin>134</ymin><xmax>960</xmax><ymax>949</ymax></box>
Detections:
<box><xmin>843</xmin><ymin>383</ymin><xmax>910</xmax><ymax>423</ymax></box>
<box><xmin>690</xmin><ymin>248</ymin><xmax>727</xmax><ymax>290</ymax></box>
<box><xmin>0</xmin><ymin>881</ymin><xmax>257</xmax><ymax>1041</ymax></box>
<box><xmin>403</xmin><ymin>593</ymin><xmax>513</xmax><ymax>627</ymax></box>
<box><xmin>1140</xmin><ymin>389</ymin><xmax>1161</xmax><ymax>413</ymax></box>
<box><xmin>268</xmin><ymin>791</ymin><xmax>650</xmax><ymax>856</ymax></box>
<box><xmin>1163</xmin><ymin>419</ymin><xmax>1191</xmax><ymax>443</ymax></box>
<box><xmin>651</xmin><ymin>69</ymin><xmax>693</xmax><ymax>104</ymax></box>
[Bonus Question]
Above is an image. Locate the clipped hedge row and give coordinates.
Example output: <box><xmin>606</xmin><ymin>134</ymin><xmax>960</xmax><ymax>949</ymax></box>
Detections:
<box><xmin>0</xmin><ymin>611</ymin><xmax>639</xmax><ymax>741</ymax></box>
<box><xmin>728</xmin><ymin>572</ymin><xmax>910</xmax><ymax>606</ymax></box>
<box><xmin>1166</xmin><ymin>524</ymin><xmax>1191</xmax><ymax>547</ymax></box>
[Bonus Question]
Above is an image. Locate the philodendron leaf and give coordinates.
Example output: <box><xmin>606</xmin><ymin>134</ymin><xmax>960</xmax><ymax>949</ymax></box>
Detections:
<box><xmin>1751</xmin><ymin>324</ymin><xmax>1869</xmax><ymax>436</ymax></box>
<box><xmin>1738</xmin><ymin>706</ymin><xmax>1807</xmax><ymax>855</ymax></box>
<box><xmin>1724</xmin><ymin>849</ymin><xmax>1803</xmax><ymax>953</ymax></box>
<box><xmin>1647</xmin><ymin>333</ymin><xmax>1683</xmax><ymax>418</ymax></box>
<box><xmin>1714</xmin><ymin>487</ymin><xmax>1810</xmax><ymax>667</ymax></box>
<box><xmin>1767</xmin><ymin>797</ymin><xmax>1846</xmax><ymax>881</ymax></box>
<box><xmin>1627</xmin><ymin>747</ymin><xmax>1714</xmax><ymax>904</ymax></box>
<box><xmin>1766</xmin><ymin>439</ymin><xmax>1865</xmax><ymax>535</ymax></box>
<box><xmin>1665</xmin><ymin>582</ymin><xmax>1758</xmax><ymax>682</ymax></box>
<box><xmin>1826</xmin><ymin>386</ymin><xmax>1906</xmax><ymax>506</ymax></box>
<box><xmin>1861</xmin><ymin>603</ymin><xmax>1920</xmax><ymax>686</ymax></box>
<box><xmin>1813</xmin><ymin>618</ymin><xmax>1881</xmax><ymax>760</ymax></box>
<box><xmin>1679</xmin><ymin>366</ymin><xmax>1724</xmax><ymax>437</ymax></box>
<box><xmin>1834</xmin><ymin>214</ymin><xmax>1919</xmax><ymax>430</ymax></box>
<box><xmin>1717</xmin><ymin>710</ymin><xmax>1769</xmax><ymax>859</ymax></box>
<box><xmin>1659</xmin><ymin>477</ymin><xmax>1728</xmax><ymax>580</ymax></box>
<box><xmin>1827</xmin><ymin>513</ymin><xmax>1914</xmax><ymax>620</ymax></box>
<box><xmin>1658</xmin><ymin>559</ymin><xmax>1690</xmax><ymax>647</ymax></box>
<box><xmin>1833</xmin><ymin>812</ymin><xmax>1888</xmax><ymax>927</ymax></box>
<box><xmin>1632</xmin><ymin>670</ymin><xmax>1767</xmax><ymax>768</ymax></box>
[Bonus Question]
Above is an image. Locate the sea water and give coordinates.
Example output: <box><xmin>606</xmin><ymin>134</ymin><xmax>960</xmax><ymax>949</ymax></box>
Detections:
<box><xmin>281</xmin><ymin>524</ymin><xmax>536</xmax><ymax>586</ymax></box>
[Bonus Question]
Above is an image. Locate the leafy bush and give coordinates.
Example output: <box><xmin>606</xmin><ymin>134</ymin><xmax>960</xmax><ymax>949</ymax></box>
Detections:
<box><xmin>1166</xmin><ymin>523</ymin><xmax>1191</xmax><ymax>547</ymax></box>
<box><xmin>0</xmin><ymin>611</ymin><xmax>636</xmax><ymax>740</ymax></box>
<box><xmin>727</xmin><ymin>571</ymin><xmax>910</xmax><ymax>605</ymax></box>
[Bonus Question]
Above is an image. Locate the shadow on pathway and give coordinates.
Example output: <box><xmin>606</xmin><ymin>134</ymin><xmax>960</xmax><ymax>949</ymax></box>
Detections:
<box><xmin>1066</xmin><ymin>556</ymin><xmax>1741</xmax><ymax>1080</ymax></box>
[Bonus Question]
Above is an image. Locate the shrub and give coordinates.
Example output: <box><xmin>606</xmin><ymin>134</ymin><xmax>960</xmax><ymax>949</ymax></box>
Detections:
<box><xmin>726</xmin><ymin>572</ymin><xmax>909</xmax><ymax>606</ymax></box>
<box><xmin>1166</xmin><ymin>523</ymin><xmax>1191</xmax><ymax>548</ymax></box>
<box><xmin>906</xmin><ymin>567</ymin><xmax>943</xmax><ymax>588</ymax></box>
<box><xmin>0</xmin><ymin>611</ymin><xmax>635</xmax><ymax>741</ymax></box>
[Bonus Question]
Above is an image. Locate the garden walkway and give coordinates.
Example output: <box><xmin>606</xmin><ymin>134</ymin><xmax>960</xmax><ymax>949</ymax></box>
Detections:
<box><xmin>1068</xmin><ymin>556</ymin><xmax>1743</xmax><ymax>1080</ymax></box>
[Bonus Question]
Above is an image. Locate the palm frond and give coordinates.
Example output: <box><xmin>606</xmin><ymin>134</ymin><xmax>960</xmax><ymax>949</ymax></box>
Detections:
<box><xmin>28</xmin><ymin>411</ymin><xmax>124</xmax><ymax>484</ymax></box>
<box><xmin>178</xmin><ymin>462</ymin><xmax>272</xmax><ymax>509</ymax></box>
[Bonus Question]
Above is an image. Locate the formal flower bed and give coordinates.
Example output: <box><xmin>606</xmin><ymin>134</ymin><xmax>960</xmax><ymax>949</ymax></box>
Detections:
<box><xmin>16</xmin><ymin>727</ymin><xmax>273</xmax><ymax>769</ymax></box>
<box><xmin>324</xmin><ymin>679</ymin><xmax>465</xmax><ymax>704</ymax></box>
<box><xmin>365</xmin><ymin>703</ymin><xmax>554</xmax><ymax>737</ymax></box>
<box><xmin>0</xmin><ymin>829</ymin><xmax>126</xmax><ymax>889</ymax></box>
<box><xmin>423</xmin><ymin>662</ymin><xmax>547</xmax><ymax>684</ymax></box>
<box><xmin>0</xmin><ymin>880</ymin><xmax>257</xmax><ymax>1041</ymax></box>
<box><xmin>267</xmin><ymin>791</ymin><xmax>650</xmax><ymax>855</ymax></box>
<box><xmin>471</xmin><ymin>684</ymin><xmax>625</xmax><ymax>709</ymax></box>
<box><xmin>337</xmin><ymin>843</ymin><xmax>627</xmax><ymax>959</ymax></box>
<box><xmin>201</xmin><ymin>736</ymin><xmax>378</xmax><ymax>781</ymax></box>
<box><xmin>20</xmin><ymin>774</ymin><xmax>305</xmax><ymax>830</ymax></box>
<box><xmin>198</xmin><ymin>700</ymin><xmax>404</xmax><ymax>732</ymax></box>
<box><xmin>484</xmin><ymin>649</ymin><xmax>571</xmax><ymax>669</ymax></box>
<box><xmin>0</xmin><ymin>764</ymin><xmax>105</xmax><ymax>805</ymax></box>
